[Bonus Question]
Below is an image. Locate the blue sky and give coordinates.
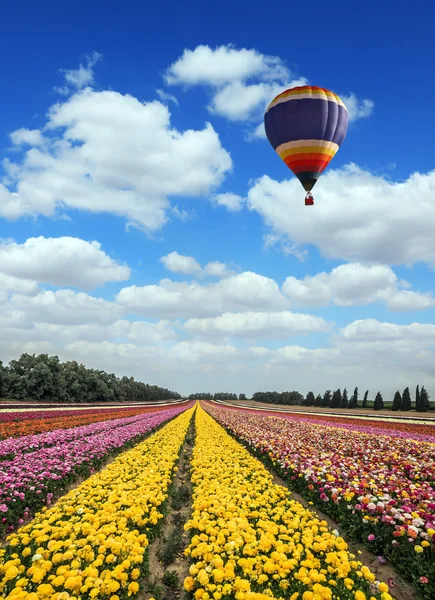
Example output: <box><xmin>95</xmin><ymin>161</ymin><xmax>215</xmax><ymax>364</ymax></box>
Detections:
<box><xmin>0</xmin><ymin>0</ymin><xmax>435</xmax><ymax>397</ymax></box>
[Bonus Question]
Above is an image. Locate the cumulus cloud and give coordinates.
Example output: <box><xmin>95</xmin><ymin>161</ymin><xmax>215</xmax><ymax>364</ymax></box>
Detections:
<box><xmin>0</xmin><ymin>236</ymin><xmax>130</xmax><ymax>290</ymax></box>
<box><xmin>164</xmin><ymin>44</ymin><xmax>373</xmax><ymax>133</ymax></box>
<box><xmin>248</xmin><ymin>165</ymin><xmax>435</xmax><ymax>267</ymax></box>
<box><xmin>8</xmin><ymin>290</ymin><xmax>122</xmax><ymax>326</ymax></box>
<box><xmin>213</xmin><ymin>192</ymin><xmax>245</xmax><ymax>212</ymax></box>
<box><xmin>1</xmin><ymin>88</ymin><xmax>232</xmax><ymax>230</ymax></box>
<box><xmin>57</xmin><ymin>51</ymin><xmax>103</xmax><ymax>93</ymax></box>
<box><xmin>116</xmin><ymin>271</ymin><xmax>289</xmax><ymax>319</ymax></box>
<box><xmin>184</xmin><ymin>310</ymin><xmax>332</xmax><ymax>339</ymax></box>
<box><xmin>160</xmin><ymin>251</ymin><xmax>235</xmax><ymax>279</ymax></box>
<box><xmin>10</xmin><ymin>129</ymin><xmax>45</xmax><ymax>147</ymax></box>
<box><xmin>282</xmin><ymin>262</ymin><xmax>435</xmax><ymax>310</ymax></box>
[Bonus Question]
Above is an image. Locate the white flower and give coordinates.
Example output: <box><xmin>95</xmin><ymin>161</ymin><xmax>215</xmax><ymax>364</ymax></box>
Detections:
<box><xmin>32</xmin><ymin>553</ymin><xmax>43</xmax><ymax>561</ymax></box>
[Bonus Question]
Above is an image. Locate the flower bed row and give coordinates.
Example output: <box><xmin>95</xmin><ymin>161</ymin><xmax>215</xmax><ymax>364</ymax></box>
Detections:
<box><xmin>205</xmin><ymin>404</ymin><xmax>435</xmax><ymax>599</ymax></box>
<box><xmin>184</xmin><ymin>405</ymin><xmax>390</xmax><ymax>600</ymax></box>
<box><xmin>0</xmin><ymin>405</ymin><xmax>194</xmax><ymax>600</ymax></box>
<box><xmin>0</xmin><ymin>405</ymin><xmax>176</xmax><ymax>439</ymax></box>
<box><xmin>0</xmin><ymin>403</ymin><xmax>193</xmax><ymax>537</ymax></box>
<box><xmin>221</xmin><ymin>406</ymin><xmax>435</xmax><ymax>443</ymax></box>
<box><xmin>0</xmin><ymin>410</ymin><xmax>171</xmax><ymax>459</ymax></box>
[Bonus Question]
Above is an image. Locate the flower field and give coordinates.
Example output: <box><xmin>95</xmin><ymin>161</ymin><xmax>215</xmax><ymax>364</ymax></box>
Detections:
<box><xmin>0</xmin><ymin>404</ymin><xmax>190</xmax><ymax>537</ymax></box>
<box><xmin>0</xmin><ymin>405</ymin><xmax>188</xmax><ymax>439</ymax></box>
<box><xmin>0</xmin><ymin>405</ymin><xmax>194</xmax><ymax>599</ymax></box>
<box><xmin>204</xmin><ymin>403</ymin><xmax>435</xmax><ymax>598</ymax></box>
<box><xmin>0</xmin><ymin>400</ymin><xmax>428</xmax><ymax>600</ymax></box>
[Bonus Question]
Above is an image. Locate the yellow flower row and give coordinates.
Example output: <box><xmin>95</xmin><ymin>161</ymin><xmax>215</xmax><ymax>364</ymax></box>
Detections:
<box><xmin>183</xmin><ymin>406</ymin><xmax>390</xmax><ymax>600</ymax></box>
<box><xmin>0</xmin><ymin>407</ymin><xmax>195</xmax><ymax>600</ymax></box>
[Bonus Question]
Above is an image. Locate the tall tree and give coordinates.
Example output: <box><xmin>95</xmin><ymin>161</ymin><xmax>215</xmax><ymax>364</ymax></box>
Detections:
<box><xmin>239</xmin><ymin>393</ymin><xmax>246</xmax><ymax>401</ymax></box>
<box><xmin>321</xmin><ymin>390</ymin><xmax>332</xmax><ymax>408</ymax></box>
<box><xmin>349</xmin><ymin>387</ymin><xmax>359</xmax><ymax>409</ymax></box>
<box><xmin>362</xmin><ymin>390</ymin><xmax>369</xmax><ymax>408</ymax></box>
<box><xmin>330</xmin><ymin>389</ymin><xmax>342</xmax><ymax>408</ymax></box>
<box><xmin>419</xmin><ymin>386</ymin><xmax>430</xmax><ymax>412</ymax></box>
<box><xmin>305</xmin><ymin>391</ymin><xmax>315</xmax><ymax>406</ymax></box>
<box><xmin>314</xmin><ymin>394</ymin><xmax>322</xmax><ymax>407</ymax></box>
<box><xmin>374</xmin><ymin>391</ymin><xmax>384</xmax><ymax>410</ymax></box>
<box><xmin>392</xmin><ymin>391</ymin><xmax>402</xmax><ymax>411</ymax></box>
<box><xmin>341</xmin><ymin>388</ymin><xmax>349</xmax><ymax>408</ymax></box>
<box><xmin>415</xmin><ymin>385</ymin><xmax>421</xmax><ymax>412</ymax></box>
<box><xmin>401</xmin><ymin>387</ymin><xmax>412</xmax><ymax>411</ymax></box>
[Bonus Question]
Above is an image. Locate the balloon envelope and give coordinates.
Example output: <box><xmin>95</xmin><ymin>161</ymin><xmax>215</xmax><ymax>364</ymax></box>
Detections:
<box><xmin>264</xmin><ymin>85</ymin><xmax>348</xmax><ymax>192</ymax></box>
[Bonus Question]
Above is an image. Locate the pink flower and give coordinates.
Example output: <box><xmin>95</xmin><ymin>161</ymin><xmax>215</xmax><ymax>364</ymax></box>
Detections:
<box><xmin>368</xmin><ymin>534</ymin><xmax>376</xmax><ymax>541</ymax></box>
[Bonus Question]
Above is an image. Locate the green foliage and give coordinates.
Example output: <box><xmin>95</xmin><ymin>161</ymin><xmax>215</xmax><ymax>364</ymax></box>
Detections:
<box><xmin>305</xmin><ymin>391</ymin><xmax>315</xmax><ymax>406</ymax></box>
<box><xmin>349</xmin><ymin>387</ymin><xmax>358</xmax><ymax>409</ymax></box>
<box><xmin>249</xmin><ymin>391</ymin><xmax>304</xmax><ymax>405</ymax></box>
<box><xmin>330</xmin><ymin>389</ymin><xmax>342</xmax><ymax>408</ymax></box>
<box><xmin>415</xmin><ymin>384</ymin><xmax>421</xmax><ymax>411</ymax></box>
<box><xmin>392</xmin><ymin>391</ymin><xmax>402</xmax><ymax>411</ymax></box>
<box><xmin>419</xmin><ymin>386</ymin><xmax>430</xmax><ymax>412</ymax></box>
<box><xmin>321</xmin><ymin>390</ymin><xmax>332</xmax><ymax>408</ymax></box>
<box><xmin>341</xmin><ymin>388</ymin><xmax>348</xmax><ymax>408</ymax></box>
<box><xmin>0</xmin><ymin>353</ymin><xmax>180</xmax><ymax>403</ymax></box>
<box><xmin>401</xmin><ymin>386</ymin><xmax>412</xmax><ymax>411</ymax></box>
<box><xmin>374</xmin><ymin>391</ymin><xmax>384</xmax><ymax>410</ymax></box>
<box><xmin>162</xmin><ymin>570</ymin><xmax>179</xmax><ymax>587</ymax></box>
<box><xmin>362</xmin><ymin>390</ymin><xmax>369</xmax><ymax>408</ymax></box>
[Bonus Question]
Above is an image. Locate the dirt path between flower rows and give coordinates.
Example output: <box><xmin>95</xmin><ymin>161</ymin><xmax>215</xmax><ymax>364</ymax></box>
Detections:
<box><xmin>268</xmin><ymin>470</ymin><xmax>416</xmax><ymax>600</ymax></box>
<box><xmin>140</xmin><ymin>419</ymin><xmax>194</xmax><ymax>600</ymax></box>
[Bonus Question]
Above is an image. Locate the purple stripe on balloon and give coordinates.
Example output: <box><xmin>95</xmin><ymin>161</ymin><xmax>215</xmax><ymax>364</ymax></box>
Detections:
<box><xmin>264</xmin><ymin>98</ymin><xmax>348</xmax><ymax>149</ymax></box>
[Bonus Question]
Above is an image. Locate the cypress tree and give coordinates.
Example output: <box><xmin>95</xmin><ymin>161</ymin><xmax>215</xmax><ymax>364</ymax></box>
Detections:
<box><xmin>331</xmin><ymin>389</ymin><xmax>342</xmax><ymax>408</ymax></box>
<box><xmin>401</xmin><ymin>387</ymin><xmax>412</xmax><ymax>411</ymax></box>
<box><xmin>415</xmin><ymin>385</ymin><xmax>421</xmax><ymax>412</ymax></box>
<box><xmin>362</xmin><ymin>390</ymin><xmax>369</xmax><ymax>408</ymax></box>
<box><xmin>374</xmin><ymin>391</ymin><xmax>384</xmax><ymax>410</ymax></box>
<box><xmin>349</xmin><ymin>387</ymin><xmax>359</xmax><ymax>408</ymax></box>
<box><xmin>419</xmin><ymin>386</ymin><xmax>430</xmax><ymax>412</ymax></box>
<box><xmin>314</xmin><ymin>393</ymin><xmax>322</xmax><ymax>407</ymax></box>
<box><xmin>321</xmin><ymin>390</ymin><xmax>332</xmax><ymax>408</ymax></box>
<box><xmin>341</xmin><ymin>387</ymin><xmax>349</xmax><ymax>408</ymax></box>
<box><xmin>392</xmin><ymin>391</ymin><xmax>402</xmax><ymax>411</ymax></box>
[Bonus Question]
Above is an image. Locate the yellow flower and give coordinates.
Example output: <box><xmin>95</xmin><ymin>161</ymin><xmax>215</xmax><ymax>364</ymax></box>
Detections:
<box><xmin>414</xmin><ymin>545</ymin><xmax>424</xmax><ymax>553</ymax></box>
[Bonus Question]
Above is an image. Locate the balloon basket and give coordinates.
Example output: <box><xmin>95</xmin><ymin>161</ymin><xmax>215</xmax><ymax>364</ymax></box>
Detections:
<box><xmin>305</xmin><ymin>193</ymin><xmax>314</xmax><ymax>206</ymax></box>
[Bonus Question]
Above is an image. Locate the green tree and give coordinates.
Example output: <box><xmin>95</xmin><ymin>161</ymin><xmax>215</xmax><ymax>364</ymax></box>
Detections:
<box><xmin>392</xmin><ymin>391</ymin><xmax>402</xmax><ymax>411</ymax></box>
<box><xmin>374</xmin><ymin>391</ymin><xmax>384</xmax><ymax>410</ymax></box>
<box><xmin>330</xmin><ymin>389</ymin><xmax>342</xmax><ymax>409</ymax></box>
<box><xmin>349</xmin><ymin>387</ymin><xmax>359</xmax><ymax>409</ymax></box>
<box><xmin>341</xmin><ymin>388</ymin><xmax>349</xmax><ymax>408</ymax></box>
<box><xmin>314</xmin><ymin>394</ymin><xmax>322</xmax><ymax>407</ymax></box>
<box><xmin>419</xmin><ymin>386</ymin><xmax>430</xmax><ymax>412</ymax></box>
<box><xmin>415</xmin><ymin>385</ymin><xmax>421</xmax><ymax>412</ymax></box>
<box><xmin>362</xmin><ymin>390</ymin><xmax>369</xmax><ymax>408</ymax></box>
<box><xmin>239</xmin><ymin>393</ymin><xmax>246</xmax><ymax>401</ymax></box>
<box><xmin>305</xmin><ymin>391</ymin><xmax>315</xmax><ymax>406</ymax></box>
<box><xmin>321</xmin><ymin>390</ymin><xmax>332</xmax><ymax>408</ymax></box>
<box><xmin>401</xmin><ymin>387</ymin><xmax>412</xmax><ymax>411</ymax></box>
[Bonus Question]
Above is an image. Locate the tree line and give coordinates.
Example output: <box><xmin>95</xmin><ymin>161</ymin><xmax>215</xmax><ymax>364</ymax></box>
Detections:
<box><xmin>190</xmin><ymin>386</ymin><xmax>432</xmax><ymax>412</ymax></box>
<box><xmin>0</xmin><ymin>353</ymin><xmax>181</xmax><ymax>403</ymax></box>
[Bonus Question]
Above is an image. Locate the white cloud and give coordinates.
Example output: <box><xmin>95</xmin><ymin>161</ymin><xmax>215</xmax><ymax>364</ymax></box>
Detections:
<box><xmin>0</xmin><ymin>236</ymin><xmax>130</xmax><ymax>290</ymax></box>
<box><xmin>58</xmin><ymin>51</ymin><xmax>103</xmax><ymax>92</ymax></box>
<box><xmin>1</xmin><ymin>88</ymin><xmax>232</xmax><ymax>230</ymax></box>
<box><xmin>8</xmin><ymin>289</ymin><xmax>122</xmax><ymax>326</ymax></box>
<box><xmin>160</xmin><ymin>251</ymin><xmax>202</xmax><ymax>275</ymax></box>
<box><xmin>203</xmin><ymin>261</ymin><xmax>235</xmax><ymax>279</ymax></box>
<box><xmin>165</xmin><ymin>44</ymin><xmax>288</xmax><ymax>87</ymax></box>
<box><xmin>184</xmin><ymin>310</ymin><xmax>331</xmax><ymax>339</ymax></box>
<box><xmin>337</xmin><ymin>319</ymin><xmax>435</xmax><ymax>343</ymax></box>
<box><xmin>341</xmin><ymin>93</ymin><xmax>374</xmax><ymax>121</ymax></box>
<box><xmin>282</xmin><ymin>262</ymin><xmax>435</xmax><ymax>310</ymax></box>
<box><xmin>156</xmin><ymin>89</ymin><xmax>179</xmax><ymax>105</ymax></box>
<box><xmin>213</xmin><ymin>192</ymin><xmax>245</xmax><ymax>212</ymax></box>
<box><xmin>116</xmin><ymin>271</ymin><xmax>288</xmax><ymax>319</ymax></box>
<box><xmin>247</xmin><ymin>165</ymin><xmax>435</xmax><ymax>267</ymax></box>
<box><xmin>10</xmin><ymin>129</ymin><xmax>44</xmax><ymax>147</ymax></box>
<box><xmin>164</xmin><ymin>44</ymin><xmax>373</xmax><ymax>130</ymax></box>
<box><xmin>160</xmin><ymin>251</ymin><xmax>236</xmax><ymax>279</ymax></box>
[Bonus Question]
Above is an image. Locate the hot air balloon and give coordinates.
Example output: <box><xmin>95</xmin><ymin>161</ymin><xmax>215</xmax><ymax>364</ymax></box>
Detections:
<box><xmin>264</xmin><ymin>85</ymin><xmax>348</xmax><ymax>205</ymax></box>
